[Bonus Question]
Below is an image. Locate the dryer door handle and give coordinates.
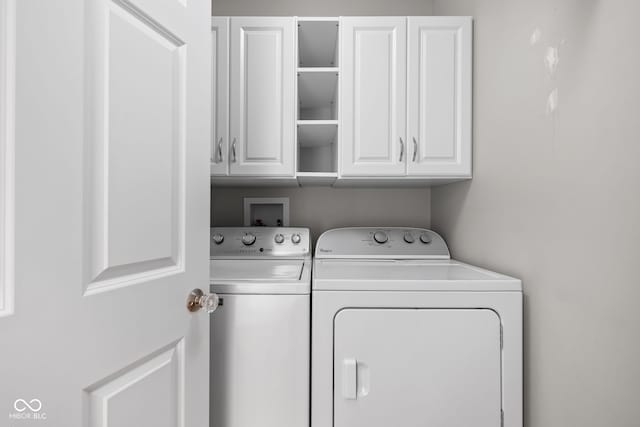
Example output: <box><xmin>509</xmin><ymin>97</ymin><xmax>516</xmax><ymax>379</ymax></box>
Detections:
<box><xmin>342</xmin><ymin>359</ymin><xmax>357</xmax><ymax>400</ymax></box>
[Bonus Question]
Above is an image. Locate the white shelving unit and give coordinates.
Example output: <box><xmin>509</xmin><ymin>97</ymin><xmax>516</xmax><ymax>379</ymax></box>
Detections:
<box><xmin>296</xmin><ymin>18</ymin><xmax>340</xmax><ymax>186</ymax></box>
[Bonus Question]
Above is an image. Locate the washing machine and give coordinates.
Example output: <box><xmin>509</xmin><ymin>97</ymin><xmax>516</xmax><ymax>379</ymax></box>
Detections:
<box><xmin>209</xmin><ymin>227</ymin><xmax>311</xmax><ymax>427</ymax></box>
<box><xmin>311</xmin><ymin>227</ymin><xmax>522</xmax><ymax>427</ymax></box>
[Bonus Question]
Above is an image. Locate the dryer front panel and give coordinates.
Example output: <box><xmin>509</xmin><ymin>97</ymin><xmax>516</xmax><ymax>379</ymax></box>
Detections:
<box><xmin>333</xmin><ymin>308</ymin><xmax>502</xmax><ymax>427</ymax></box>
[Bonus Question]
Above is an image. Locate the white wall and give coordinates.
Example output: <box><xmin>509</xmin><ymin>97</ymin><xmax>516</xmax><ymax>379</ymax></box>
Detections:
<box><xmin>212</xmin><ymin>186</ymin><xmax>431</xmax><ymax>243</ymax></box>
<box><xmin>431</xmin><ymin>1</ymin><xmax>640</xmax><ymax>426</ymax></box>
<box><xmin>211</xmin><ymin>0</ymin><xmax>434</xmax><ymax>240</ymax></box>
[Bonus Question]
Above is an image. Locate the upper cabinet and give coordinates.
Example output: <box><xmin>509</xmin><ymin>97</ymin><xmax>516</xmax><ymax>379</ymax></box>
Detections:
<box><xmin>340</xmin><ymin>17</ymin><xmax>407</xmax><ymax>177</ymax></box>
<box><xmin>212</xmin><ymin>17</ymin><xmax>296</xmax><ymax>178</ymax></box>
<box><xmin>339</xmin><ymin>16</ymin><xmax>472</xmax><ymax>181</ymax></box>
<box><xmin>211</xmin><ymin>16</ymin><xmax>473</xmax><ymax>186</ymax></box>
<box><xmin>211</xmin><ymin>17</ymin><xmax>229</xmax><ymax>176</ymax></box>
<box><xmin>407</xmin><ymin>17</ymin><xmax>472</xmax><ymax>177</ymax></box>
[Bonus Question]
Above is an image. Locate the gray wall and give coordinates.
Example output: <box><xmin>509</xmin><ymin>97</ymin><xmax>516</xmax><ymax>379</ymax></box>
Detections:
<box><xmin>212</xmin><ymin>187</ymin><xmax>431</xmax><ymax>243</ymax></box>
<box><xmin>430</xmin><ymin>1</ymin><xmax>640</xmax><ymax>426</ymax></box>
<box><xmin>211</xmin><ymin>0</ymin><xmax>433</xmax><ymax>240</ymax></box>
<box><xmin>213</xmin><ymin>0</ymin><xmax>432</xmax><ymax>16</ymax></box>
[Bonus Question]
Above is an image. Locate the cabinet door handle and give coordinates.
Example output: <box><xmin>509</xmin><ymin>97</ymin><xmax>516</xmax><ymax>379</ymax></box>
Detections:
<box><xmin>412</xmin><ymin>137</ymin><xmax>418</xmax><ymax>162</ymax></box>
<box><xmin>231</xmin><ymin>138</ymin><xmax>237</xmax><ymax>163</ymax></box>
<box><xmin>216</xmin><ymin>137</ymin><xmax>223</xmax><ymax>163</ymax></box>
<box><xmin>210</xmin><ymin>138</ymin><xmax>216</xmax><ymax>163</ymax></box>
<box><xmin>399</xmin><ymin>137</ymin><xmax>404</xmax><ymax>162</ymax></box>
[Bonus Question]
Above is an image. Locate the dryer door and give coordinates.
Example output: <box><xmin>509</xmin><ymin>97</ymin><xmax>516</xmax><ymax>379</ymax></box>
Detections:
<box><xmin>334</xmin><ymin>308</ymin><xmax>502</xmax><ymax>427</ymax></box>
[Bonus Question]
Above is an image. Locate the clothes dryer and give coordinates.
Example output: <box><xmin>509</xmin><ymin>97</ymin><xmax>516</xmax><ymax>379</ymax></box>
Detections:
<box><xmin>311</xmin><ymin>227</ymin><xmax>522</xmax><ymax>427</ymax></box>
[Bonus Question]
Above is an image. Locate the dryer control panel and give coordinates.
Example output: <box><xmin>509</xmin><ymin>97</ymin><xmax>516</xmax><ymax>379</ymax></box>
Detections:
<box><xmin>315</xmin><ymin>227</ymin><xmax>450</xmax><ymax>259</ymax></box>
<box><xmin>210</xmin><ymin>227</ymin><xmax>310</xmax><ymax>259</ymax></box>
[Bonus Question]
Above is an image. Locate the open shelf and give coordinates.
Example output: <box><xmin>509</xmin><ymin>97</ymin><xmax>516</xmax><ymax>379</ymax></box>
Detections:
<box><xmin>297</xmin><ymin>172</ymin><xmax>338</xmax><ymax>187</ymax></box>
<box><xmin>297</xmin><ymin>121</ymin><xmax>337</xmax><ymax>147</ymax></box>
<box><xmin>297</xmin><ymin>121</ymin><xmax>337</xmax><ymax>175</ymax></box>
<box><xmin>298</xmin><ymin>70</ymin><xmax>338</xmax><ymax>120</ymax></box>
<box><xmin>298</xmin><ymin>20</ymin><xmax>339</xmax><ymax>67</ymax></box>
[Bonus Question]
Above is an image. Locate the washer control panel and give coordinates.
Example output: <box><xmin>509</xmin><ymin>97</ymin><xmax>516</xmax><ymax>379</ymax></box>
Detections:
<box><xmin>210</xmin><ymin>227</ymin><xmax>310</xmax><ymax>258</ymax></box>
<box><xmin>315</xmin><ymin>227</ymin><xmax>450</xmax><ymax>259</ymax></box>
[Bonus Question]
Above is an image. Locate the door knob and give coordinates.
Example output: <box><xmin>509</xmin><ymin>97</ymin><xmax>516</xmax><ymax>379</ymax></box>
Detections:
<box><xmin>186</xmin><ymin>289</ymin><xmax>220</xmax><ymax>314</ymax></box>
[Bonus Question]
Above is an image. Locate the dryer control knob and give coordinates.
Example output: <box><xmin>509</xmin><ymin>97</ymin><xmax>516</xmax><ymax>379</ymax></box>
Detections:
<box><xmin>242</xmin><ymin>233</ymin><xmax>256</xmax><ymax>246</ymax></box>
<box><xmin>212</xmin><ymin>233</ymin><xmax>224</xmax><ymax>245</ymax></box>
<box><xmin>274</xmin><ymin>233</ymin><xmax>285</xmax><ymax>244</ymax></box>
<box><xmin>373</xmin><ymin>231</ymin><xmax>388</xmax><ymax>244</ymax></box>
<box><xmin>403</xmin><ymin>232</ymin><xmax>415</xmax><ymax>243</ymax></box>
<box><xmin>420</xmin><ymin>233</ymin><xmax>432</xmax><ymax>244</ymax></box>
<box><xmin>291</xmin><ymin>234</ymin><xmax>302</xmax><ymax>244</ymax></box>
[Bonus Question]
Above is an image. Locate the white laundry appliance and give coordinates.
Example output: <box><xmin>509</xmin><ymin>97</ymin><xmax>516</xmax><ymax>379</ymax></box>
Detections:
<box><xmin>311</xmin><ymin>227</ymin><xmax>522</xmax><ymax>427</ymax></box>
<box><xmin>209</xmin><ymin>227</ymin><xmax>311</xmax><ymax>427</ymax></box>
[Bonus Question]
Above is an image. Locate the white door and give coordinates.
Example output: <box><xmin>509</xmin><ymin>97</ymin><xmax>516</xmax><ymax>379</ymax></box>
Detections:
<box><xmin>334</xmin><ymin>309</ymin><xmax>502</xmax><ymax>427</ymax></box>
<box><xmin>340</xmin><ymin>17</ymin><xmax>407</xmax><ymax>177</ymax></box>
<box><xmin>407</xmin><ymin>17</ymin><xmax>472</xmax><ymax>177</ymax></box>
<box><xmin>229</xmin><ymin>17</ymin><xmax>295</xmax><ymax>177</ymax></box>
<box><xmin>211</xmin><ymin>17</ymin><xmax>230</xmax><ymax>176</ymax></box>
<box><xmin>1</xmin><ymin>0</ymin><xmax>212</xmax><ymax>426</ymax></box>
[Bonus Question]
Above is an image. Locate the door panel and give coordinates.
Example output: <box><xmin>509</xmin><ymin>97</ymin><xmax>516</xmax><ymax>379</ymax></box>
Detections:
<box><xmin>86</xmin><ymin>341</ymin><xmax>184</xmax><ymax>427</ymax></box>
<box><xmin>85</xmin><ymin>0</ymin><xmax>186</xmax><ymax>293</ymax></box>
<box><xmin>211</xmin><ymin>17</ymin><xmax>229</xmax><ymax>176</ymax></box>
<box><xmin>0</xmin><ymin>0</ymin><xmax>14</xmax><ymax>317</ymax></box>
<box><xmin>229</xmin><ymin>17</ymin><xmax>295</xmax><ymax>176</ymax></box>
<box><xmin>408</xmin><ymin>17</ymin><xmax>472</xmax><ymax>177</ymax></box>
<box><xmin>334</xmin><ymin>309</ymin><xmax>501</xmax><ymax>427</ymax></box>
<box><xmin>1</xmin><ymin>0</ymin><xmax>211</xmax><ymax>426</ymax></box>
<box><xmin>340</xmin><ymin>17</ymin><xmax>406</xmax><ymax>177</ymax></box>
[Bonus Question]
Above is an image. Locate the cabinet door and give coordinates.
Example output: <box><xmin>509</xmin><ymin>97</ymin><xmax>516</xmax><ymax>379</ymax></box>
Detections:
<box><xmin>211</xmin><ymin>17</ymin><xmax>229</xmax><ymax>176</ymax></box>
<box><xmin>229</xmin><ymin>17</ymin><xmax>295</xmax><ymax>176</ymax></box>
<box><xmin>334</xmin><ymin>309</ymin><xmax>502</xmax><ymax>427</ymax></box>
<box><xmin>340</xmin><ymin>17</ymin><xmax>407</xmax><ymax>177</ymax></box>
<box><xmin>407</xmin><ymin>17</ymin><xmax>472</xmax><ymax>177</ymax></box>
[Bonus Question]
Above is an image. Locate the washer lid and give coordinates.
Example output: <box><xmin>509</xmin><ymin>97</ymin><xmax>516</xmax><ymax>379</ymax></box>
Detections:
<box><xmin>312</xmin><ymin>259</ymin><xmax>521</xmax><ymax>291</ymax></box>
<box><xmin>210</xmin><ymin>260</ymin><xmax>310</xmax><ymax>294</ymax></box>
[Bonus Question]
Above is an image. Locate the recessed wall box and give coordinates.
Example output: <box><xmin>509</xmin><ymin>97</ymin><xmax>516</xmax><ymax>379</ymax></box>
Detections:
<box><xmin>243</xmin><ymin>197</ymin><xmax>290</xmax><ymax>227</ymax></box>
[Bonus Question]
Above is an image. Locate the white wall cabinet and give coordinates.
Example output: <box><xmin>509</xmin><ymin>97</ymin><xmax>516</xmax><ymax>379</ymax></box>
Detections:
<box><xmin>211</xmin><ymin>17</ymin><xmax>229</xmax><ymax>176</ymax></box>
<box><xmin>340</xmin><ymin>17</ymin><xmax>407</xmax><ymax>177</ymax></box>
<box><xmin>407</xmin><ymin>17</ymin><xmax>472</xmax><ymax>177</ymax></box>
<box><xmin>211</xmin><ymin>17</ymin><xmax>296</xmax><ymax>178</ymax></box>
<box><xmin>211</xmin><ymin>16</ymin><xmax>472</xmax><ymax>186</ymax></box>
<box><xmin>339</xmin><ymin>16</ymin><xmax>472</xmax><ymax>181</ymax></box>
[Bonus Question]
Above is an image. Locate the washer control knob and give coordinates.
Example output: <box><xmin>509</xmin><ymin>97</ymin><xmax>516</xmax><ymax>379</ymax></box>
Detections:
<box><xmin>242</xmin><ymin>233</ymin><xmax>256</xmax><ymax>246</ymax></box>
<box><xmin>403</xmin><ymin>232</ymin><xmax>415</xmax><ymax>243</ymax></box>
<box><xmin>373</xmin><ymin>231</ymin><xmax>388</xmax><ymax>244</ymax></box>
<box><xmin>274</xmin><ymin>233</ymin><xmax>285</xmax><ymax>244</ymax></box>
<box><xmin>420</xmin><ymin>233</ymin><xmax>432</xmax><ymax>244</ymax></box>
<box><xmin>291</xmin><ymin>234</ymin><xmax>302</xmax><ymax>244</ymax></box>
<box><xmin>212</xmin><ymin>233</ymin><xmax>224</xmax><ymax>245</ymax></box>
